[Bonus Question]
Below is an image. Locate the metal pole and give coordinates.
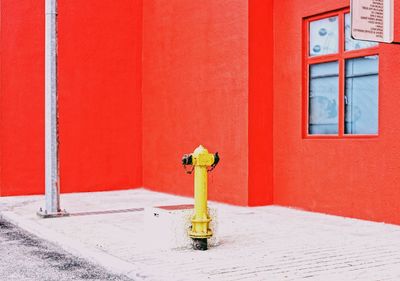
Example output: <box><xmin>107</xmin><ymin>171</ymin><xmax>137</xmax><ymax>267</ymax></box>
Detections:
<box><xmin>38</xmin><ymin>0</ymin><xmax>67</xmax><ymax>218</ymax></box>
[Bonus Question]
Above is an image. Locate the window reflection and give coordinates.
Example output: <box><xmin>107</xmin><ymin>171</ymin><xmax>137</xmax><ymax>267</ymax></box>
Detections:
<box><xmin>345</xmin><ymin>13</ymin><xmax>378</xmax><ymax>51</ymax></box>
<box><xmin>309</xmin><ymin>62</ymin><xmax>339</xmax><ymax>135</ymax></box>
<box><xmin>310</xmin><ymin>17</ymin><xmax>339</xmax><ymax>56</ymax></box>
<box><xmin>345</xmin><ymin>56</ymin><xmax>379</xmax><ymax>134</ymax></box>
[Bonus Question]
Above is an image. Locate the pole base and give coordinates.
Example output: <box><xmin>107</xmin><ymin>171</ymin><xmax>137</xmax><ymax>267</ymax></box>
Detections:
<box><xmin>37</xmin><ymin>208</ymin><xmax>69</xmax><ymax>219</ymax></box>
<box><xmin>192</xmin><ymin>238</ymin><xmax>208</xmax><ymax>251</ymax></box>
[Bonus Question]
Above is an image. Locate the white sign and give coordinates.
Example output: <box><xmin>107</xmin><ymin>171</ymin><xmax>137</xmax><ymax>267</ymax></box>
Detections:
<box><xmin>351</xmin><ymin>0</ymin><xmax>394</xmax><ymax>43</ymax></box>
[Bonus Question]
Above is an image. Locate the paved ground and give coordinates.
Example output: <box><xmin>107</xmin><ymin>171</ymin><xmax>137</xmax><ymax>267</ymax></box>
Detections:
<box><xmin>0</xmin><ymin>218</ymin><xmax>131</xmax><ymax>281</ymax></box>
<box><xmin>1</xmin><ymin>189</ymin><xmax>400</xmax><ymax>281</ymax></box>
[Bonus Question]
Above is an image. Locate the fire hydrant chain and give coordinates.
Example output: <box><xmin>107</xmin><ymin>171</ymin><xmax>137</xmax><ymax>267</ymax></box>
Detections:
<box><xmin>183</xmin><ymin>152</ymin><xmax>219</xmax><ymax>174</ymax></box>
<box><xmin>207</xmin><ymin>152</ymin><xmax>219</xmax><ymax>173</ymax></box>
<box><xmin>183</xmin><ymin>164</ymin><xmax>194</xmax><ymax>174</ymax></box>
<box><xmin>181</xmin><ymin>145</ymin><xmax>220</xmax><ymax>251</ymax></box>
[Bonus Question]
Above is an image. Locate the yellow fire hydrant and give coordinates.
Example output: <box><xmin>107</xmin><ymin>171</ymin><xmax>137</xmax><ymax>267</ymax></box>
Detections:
<box><xmin>182</xmin><ymin>145</ymin><xmax>220</xmax><ymax>250</ymax></box>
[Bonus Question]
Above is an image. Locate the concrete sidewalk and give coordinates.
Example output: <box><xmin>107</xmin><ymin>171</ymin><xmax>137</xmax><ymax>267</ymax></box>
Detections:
<box><xmin>1</xmin><ymin>189</ymin><xmax>400</xmax><ymax>281</ymax></box>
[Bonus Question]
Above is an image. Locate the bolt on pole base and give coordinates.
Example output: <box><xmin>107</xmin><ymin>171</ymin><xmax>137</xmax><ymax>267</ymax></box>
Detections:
<box><xmin>37</xmin><ymin>208</ymin><xmax>69</xmax><ymax>219</ymax></box>
<box><xmin>192</xmin><ymin>238</ymin><xmax>208</xmax><ymax>251</ymax></box>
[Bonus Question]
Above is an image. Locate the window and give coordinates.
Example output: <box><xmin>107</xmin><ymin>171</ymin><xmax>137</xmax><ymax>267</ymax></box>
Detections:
<box><xmin>305</xmin><ymin>9</ymin><xmax>379</xmax><ymax>137</ymax></box>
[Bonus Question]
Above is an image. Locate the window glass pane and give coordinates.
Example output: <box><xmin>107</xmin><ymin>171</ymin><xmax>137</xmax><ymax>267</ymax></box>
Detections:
<box><xmin>309</xmin><ymin>61</ymin><xmax>339</xmax><ymax>135</ymax></box>
<box><xmin>310</xmin><ymin>16</ymin><xmax>339</xmax><ymax>56</ymax></box>
<box><xmin>345</xmin><ymin>13</ymin><xmax>378</xmax><ymax>51</ymax></box>
<box><xmin>345</xmin><ymin>56</ymin><xmax>379</xmax><ymax>135</ymax></box>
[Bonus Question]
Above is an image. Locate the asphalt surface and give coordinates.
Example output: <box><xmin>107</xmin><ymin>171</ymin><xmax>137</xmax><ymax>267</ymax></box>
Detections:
<box><xmin>0</xmin><ymin>218</ymin><xmax>133</xmax><ymax>281</ymax></box>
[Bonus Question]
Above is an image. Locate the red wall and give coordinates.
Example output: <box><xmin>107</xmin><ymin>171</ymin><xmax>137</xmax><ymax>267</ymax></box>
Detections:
<box><xmin>395</xmin><ymin>0</ymin><xmax>400</xmax><ymax>43</ymax></box>
<box><xmin>0</xmin><ymin>0</ymin><xmax>143</xmax><ymax>196</ymax></box>
<box><xmin>58</xmin><ymin>0</ymin><xmax>143</xmax><ymax>193</ymax></box>
<box><xmin>0</xmin><ymin>0</ymin><xmax>45</xmax><ymax>196</ymax></box>
<box><xmin>142</xmin><ymin>0</ymin><xmax>249</xmax><ymax>205</ymax></box>
<box><xmin>273</xmin><ymin>0</ymin><xmax>400</xmax><ymax>225</ymax></box>
<box><xmin>248</xmin><ymin>0</ymin><xmax>274</xmax><ymax>206</ymax></box>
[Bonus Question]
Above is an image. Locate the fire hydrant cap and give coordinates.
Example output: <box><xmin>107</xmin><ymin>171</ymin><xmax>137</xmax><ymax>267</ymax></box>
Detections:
<box><xmin>191</xmin><ymin>145</ymin><xmax>215</xmax><ymax>167</ymax></box>
<box><xmin>192</xmin><ymin>145</ymin><xmax>208</xmax><ymax>157</ymax></box>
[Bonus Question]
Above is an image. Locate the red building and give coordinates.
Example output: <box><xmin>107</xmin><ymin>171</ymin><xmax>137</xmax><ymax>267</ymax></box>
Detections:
<box><xmin>1</xmin><ymin>0</ymin><xmax>400</xmax><ymax>224</ymax></box>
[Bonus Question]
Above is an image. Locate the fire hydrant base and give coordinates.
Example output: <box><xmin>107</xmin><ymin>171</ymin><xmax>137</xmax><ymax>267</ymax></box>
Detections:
<box><xmin>192</xmin><ymin>238</ymin><xmax>208</xmax><ymax>251</ymax></box>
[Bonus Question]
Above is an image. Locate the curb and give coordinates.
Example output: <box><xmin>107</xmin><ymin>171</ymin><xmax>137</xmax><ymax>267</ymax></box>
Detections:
<box><xmin>0</xmin><ymin>211</ymin><xmax>148</xmax><ymax>281</ymax></box>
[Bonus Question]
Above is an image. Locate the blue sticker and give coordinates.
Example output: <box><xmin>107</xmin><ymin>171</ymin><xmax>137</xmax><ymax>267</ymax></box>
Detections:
<box><xmin>319</xmin><ymin>28</ymin><xmax>327</xmax><ymax>36</ymax></box>
<box><xmin>313</xmin><ymin>45</ymin><xmax>321</xmax><ymax>53</ymax></box>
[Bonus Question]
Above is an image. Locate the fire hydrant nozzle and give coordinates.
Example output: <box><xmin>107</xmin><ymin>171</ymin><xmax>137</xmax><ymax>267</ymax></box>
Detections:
<box><xmin>182</xmin><ymin>145</ymin><xmax>219</xmax><ymax>250</ymax></box>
